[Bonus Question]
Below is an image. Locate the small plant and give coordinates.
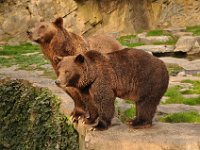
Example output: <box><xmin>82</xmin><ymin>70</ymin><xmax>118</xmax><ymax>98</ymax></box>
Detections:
<box><xmin>159</xmin><ymin>111</ymin><xmax>200</xmax><ymax>123</ymax></box>
<box><xmin>147</xmin><ymin>29</ymin><xmax>166</xmax><ymax>36</ymax></box>
<box><xmin>186</xmin><ymin>25</ymin><xmax>200</xmax><ymax>35</ymax></box>
<box><xmin>117</xmin><ymin>103</ymin><xmax>136</xmax><ymax>122</ymax></box>
<box><xmin>166</xmin><ymin>63</ymin><xmax>184</xmax><ymax>76</ymax></box>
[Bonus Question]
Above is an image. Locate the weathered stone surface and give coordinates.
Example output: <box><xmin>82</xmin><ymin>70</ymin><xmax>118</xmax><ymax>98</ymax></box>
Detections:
<box><xmin>157</xmin><ymin>104</ymin><xmax>200</xmax><ymax>114</ymax></box>
<box><xmin>175</xmin><ymin>36</ymin><xmax>200</xmax><ymax>54</ymax></box>
<box><xmin>2</xmin><ymin>0</ymin><xmax>200</xmax><ymax>44</ymax></box>
<box><xmin>135</xmin><ymin>45</ymin><xmax>175</xmax><ymax>53</ymax></box>
<box><xmin>152</xmin><ymin>0</ymin><xmax>200</xmax><ymax>28</ymax></box>
<box><xmin>137</xmin><ymin>32</ymin><xmax>172</xmax><ymax>44</ymax></box>
<box><xmin>83</xmin><ymin>123</ymin><xmax>200</xmax><ymax>150</ymax></box>
<box><xmin>160</xmin><ymin>57</ymin><xmax>200</xmax><ymax>71</ymax></box>
<box><xmin>0</xmin><ymin>0</ymin><xmax>153</xmax><ymax>43</ymax></box>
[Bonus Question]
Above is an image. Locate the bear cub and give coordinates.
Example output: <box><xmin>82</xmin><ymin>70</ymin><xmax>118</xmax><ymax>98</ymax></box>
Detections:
<box><xmin>55</xmin><ymin>48</ymin><xmax>169</xmax><ymax>130</ymax></box>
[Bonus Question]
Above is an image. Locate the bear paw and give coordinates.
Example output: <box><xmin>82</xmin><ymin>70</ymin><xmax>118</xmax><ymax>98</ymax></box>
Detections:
<box><xmin>70</xmin><ymin>109</ymin><xmax>85</xmax><ymax>123</ymax></box>
<box><xmin>88</xmin><ymin>118</ymin><xmax>109</xmax><ymax>131</ymax></box>
<box><xmin>127</xmin><ymin>118</ymin><xmax>152</xmax><ymax>129</ymax></box>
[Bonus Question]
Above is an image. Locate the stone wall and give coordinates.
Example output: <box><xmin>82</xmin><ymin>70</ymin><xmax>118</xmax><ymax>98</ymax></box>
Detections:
<box><xmin>152</xmin><ymin>0</ymin><xmax>200</xmax><ymax>28</ymax></box>
<box><xmin>0</xmin><ymin>0</ymin><xmax>200</xmax><ymax>44</ymax></box>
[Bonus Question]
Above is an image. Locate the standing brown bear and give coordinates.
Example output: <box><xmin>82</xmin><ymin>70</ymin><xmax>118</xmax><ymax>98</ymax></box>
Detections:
<box><xmin>27</xmin><ymin>17</ymin><xmax>122</xmax><ymax>122</ymax></box>
<box><xmin>55</xmin><ymin>48</ymin><xmax>169</xmax><ymax>130</ymax></box>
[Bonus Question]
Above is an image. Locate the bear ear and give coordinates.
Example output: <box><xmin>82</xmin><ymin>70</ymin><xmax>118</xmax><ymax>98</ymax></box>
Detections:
<box><xmin>53</xmin><ymin>17</ymin><xmax>63</xmax><ymax>28</ymax></box>
<box><xmin>75</xmin><ymin>54</ymin><xmax>85</xmax><ymax>64</ymax></box>
<box><xmin>53</xmin><ymin>55</ymin><xmax>63</xmax><ymax>64</ymax></box>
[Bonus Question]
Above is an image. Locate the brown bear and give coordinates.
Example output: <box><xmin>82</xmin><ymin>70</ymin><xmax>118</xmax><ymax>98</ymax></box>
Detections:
<box><xmin>27</xmin><ymin>17</ymin><xmax>122</xmax><ymax>71</ymax></box>
<box><xmin>27</xmin><ymin>17</ymin><xmax>123</xmax><ymax>122</ymax></box>
<box><xmin>55</xmin><ymin>48</ymin><xmax>169</xmax><ymax>130</ymax></box>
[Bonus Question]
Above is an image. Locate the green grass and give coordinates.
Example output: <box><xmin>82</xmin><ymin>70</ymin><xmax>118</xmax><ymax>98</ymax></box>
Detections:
<box><xmin>117</xmin><ymin>35</ymin><xmax>145</xmax><ymax>47</ymax></box>
<box><xmin>186</xmin><ymin>25</ymin><xmax>200</xmax><ymax>35</ymax></box>
<box><xmin>0</xmin><ymin>43</ymin><xmax>40</xmax><ymax>55</ymax></box>
<box><xmin>163</xmin><ymin>85</ymin><xmax>200</xmax><ymax>105</ymax></box>
<box><xmin>0</xmin><ymin>43</ymin><xmax>57</xmax><ymax>79</ymax></box>
<box><xmin>181</xmin><ymin>80</ymin><xmax>200</xmax><ymax>94</ymax></box>
<box><xmin>117</xmin><ymin>104</ymin><xmax>136</xmax><ymax>122</ymax></box>
<box><xmin>147</xmin><ymin>29</ymin><xmax>166</xmax><ymax>36</ymax></box>
<box><xmin>159</xmin><ymin>111</ymin><xmax>200</xmax><ymax>123</ymax></box>
<box><xmin>166</xmin><ymin>63</ymin><xmax>184</xmax><ymax>76</ymax></box>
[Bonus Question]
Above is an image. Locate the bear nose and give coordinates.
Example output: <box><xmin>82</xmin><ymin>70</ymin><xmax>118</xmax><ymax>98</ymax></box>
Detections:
<box><xmin>26</xmin><ymin>30</ymin><xmax>32</xmax><ymax>35</ymax></box>
<box><xmin>55</xmin><ymin>80</ymin><xmax>61</xmax><ymax>86</ymax></box>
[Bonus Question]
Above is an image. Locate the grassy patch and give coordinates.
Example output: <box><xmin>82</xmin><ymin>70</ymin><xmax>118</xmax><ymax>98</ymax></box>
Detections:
<box><xmin>117</xmin><ymin>104</ymin><xmax>136</xmax><ymax>122</ymax></box>
<box><xmin>163</xmin><ymin>85</ymin><xmax>200</xmax><ymax>105</ymax></box>
<box><xmin>159</xmin><ymin>111</ymin><xmax>200</xmax><ymax>123</ymax></box>
<box><xmin>181</xmin><ymin>80</ymin><xmax>200</xmax><ymax>94</ymax></box>
<box><xmin>166</xmin><ymin>63</ymin><xmax>184</xmax><ymax>76</ymax></box>
<box><xmin>117</xmin><ymin>35</ymin><xmax>145</xmax><ymax>47</ymax></box>
<box><xmin>0</xmin><ymin>43</ymin><xmax>48</xmax><ymax>68</ymax></box>
<box><xmin>186</xmin><ymin>25</ymin><xmax>200</xmax><ymax>35</ymax></box>
<box><xmin>0</xmin><ymin>43</ymin><xmax>56</xmax><ymax>79</ymax></box>
<box><xmin>147</xmin><ymin>29</ymin><xmax>166</xmax><ymax>36</ymax></box>
<box><xmin>0</xmin><ymin>43</ymin><xmax>40</xmax><ymax>55</ymax></box>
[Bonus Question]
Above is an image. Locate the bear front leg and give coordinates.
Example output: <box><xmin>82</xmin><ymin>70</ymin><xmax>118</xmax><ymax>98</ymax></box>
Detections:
<box><xmin>90</xmin><ymin>86</ymin><xmax>115</xmax><ymax>131</ymax></box>
<box><xmin>65</xmin><ymin>87</ymin><xmax>86</xmax><ymax>123</ymax></box>
<box><xmin>81</xmin><ymin>94</ymin><xmax>99</xmax><ymax>125</ymax></box>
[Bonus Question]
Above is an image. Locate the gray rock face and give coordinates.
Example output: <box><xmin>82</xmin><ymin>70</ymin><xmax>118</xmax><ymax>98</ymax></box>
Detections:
<box><xmin>0</xmin><ymin>0</ymin><xmax>153</xmax><ymax>43</ymax></box>
<box><xmin>160</xmin><ymin>57</ymin><xmax>200</xmax><ymax>71</ymax></box>
<box><xmin>157</xmin><ymin>104</ymin><xmax>200</xmax><ymax>114</ymax></box>
<box><xmin>137</xmin><ymin>33</ymin><xmax>172</xmax><ymax>44</ymax></box>
<box><xmin>82</xmin><ymin>123</ymin><xmax>200</xmax><ymax>150</ymax></box>
<box><xmin>135</xmin><ymin>45</ymin><xmax>175</xmax><ymax>53</ymax></box>
<box><xmin>175</xmin><ymin>36</ymin><xmax>200</xmax><ymax>54</ymax></box>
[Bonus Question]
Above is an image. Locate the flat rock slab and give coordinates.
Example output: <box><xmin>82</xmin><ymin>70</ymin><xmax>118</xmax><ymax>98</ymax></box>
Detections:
<box><xmin>135</xmin><ymin>45</ymin><xmax>175</xmax><ymax>53</ymax></box>
<box><xmin>160</xmin><ymin>57</ymin><xmax>200</xmax><ymax>71</ymax></box>
<box><xmin>82</xmin><ymin>123</ymin><xmax>200</xmax><ymax>150</ymax></box>
<box><xmin>157</xmin><ymin>104</ymin><xmax>200</xmax><ymax>114</ymax></box>
<box><xmin>175</xmin><ymin>36</ymin><xmax>200</xmax><ymax>54</ymax></box>
<box><xmin>137</xmin><ymin>33</ymin><xmax>172</xmax><ymax>44</ymax></box>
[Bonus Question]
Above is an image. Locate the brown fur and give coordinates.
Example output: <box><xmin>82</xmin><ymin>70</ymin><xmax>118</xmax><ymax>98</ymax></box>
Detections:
<box><xmin>27</xmin><ymin>17</ymin><xmax>122</xmax><ymax>121</ymax></box>
<box><xmin>56</xmin><ymin>48</ymin><xmax>169</xmax><ymax>130</ymax></box>
<box><xmin>27</xmin><ymin>17</ymin><xmax>122</xmax><ymax>71</ymax></box>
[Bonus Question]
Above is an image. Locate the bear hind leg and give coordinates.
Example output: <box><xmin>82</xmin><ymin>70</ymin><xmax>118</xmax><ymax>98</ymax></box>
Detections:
<box><xmin>130</xmin><ymin>97</ymin><xmax>159</xmax><ymax>129</ymax></box>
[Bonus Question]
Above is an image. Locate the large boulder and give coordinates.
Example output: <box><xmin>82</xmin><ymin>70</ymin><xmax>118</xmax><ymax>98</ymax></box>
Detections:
<box><xmin>174</xmin><ymin>36</ymin><xmax>200</xmax><ymax>54</ymax></box>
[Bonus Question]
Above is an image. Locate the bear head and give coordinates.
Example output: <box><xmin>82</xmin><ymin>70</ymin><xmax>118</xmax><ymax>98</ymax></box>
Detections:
<box><xmin>55</xmin><ymin>54</ymin><xmax>96</xmax><ymax>89</ymax></box>
<box><xmin>27</xmin><ymin>17</ymin><xmax>63</xmax><ymax>44</ymax></box>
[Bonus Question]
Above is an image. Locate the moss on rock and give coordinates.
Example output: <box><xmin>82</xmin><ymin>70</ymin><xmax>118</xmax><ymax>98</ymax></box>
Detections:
<box><xmin>0</xmin><ymin>79</ymin><xmax>79</xmax><ymax>150</ymax></box>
